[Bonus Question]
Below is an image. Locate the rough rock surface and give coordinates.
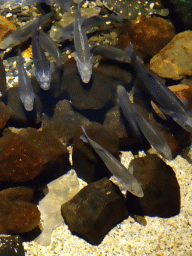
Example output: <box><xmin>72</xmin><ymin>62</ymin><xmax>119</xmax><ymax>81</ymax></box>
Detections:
<box><xmin>150</xmin><ymin>30</ymin><xmax>192</xmax><ymax>80</ymax></box>
<box><xmin>117</xmin><ymin>15</ymin><xmax>175</xmax><ymax>61</ymax></box>
<box><xmin>0</xmin><ymin>187</ymin><xmax>40</xmax><ymax>233</ymax></box>
<box><xmin>61</xmin><ymin>177</ymin><xmax>129</xmax><ymax>245</ymax></box>
<box><xmin>0</xmin><ymin>102</ymin><xmax>10</xmax><ymax>129</ymax></box>
<box><xmin>0</xmin><ymin>127</ymin><xmax>69</xmax><ymax>183</ymax></box>
<box><xmin>126</xmin><ymin>154</ymin><xmax>180</xmax><ymax>217</ymax></box>
<box><xmin>0</xmin><ymin>235</ymin><xmax>25</xmax><ymax>256</ymax></box>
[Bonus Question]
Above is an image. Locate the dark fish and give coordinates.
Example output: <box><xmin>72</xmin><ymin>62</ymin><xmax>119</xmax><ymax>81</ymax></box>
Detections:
<box><xmin>117</xmin><ymin>85</ymin><xmax>173</xmax><ymax>160</ymax></box>
<box><xmin>18</xmin><ymin>48</ymin><xmax>35</xmax><ymax>111</ymax></box>
<box><xmin>80</xmin><ymin>126</ymin><xmax>144</xmax><ymax>197</ymax></box>
<box><xmin>32</xmin><ymin>16</ymin><xmax>51</xmax><ymax>90</ymax></box>
<box><xmin>127</xmin><ymin>42</ymin><xmax>192</xmax><ymax>133</ymax></box>
<box><xmin>92</xmin><ymin>45</ymin><xmax>131</xmax><ymax>63</ymax></box>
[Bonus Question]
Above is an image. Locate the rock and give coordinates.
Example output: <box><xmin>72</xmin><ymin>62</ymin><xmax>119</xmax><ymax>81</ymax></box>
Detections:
<box><xmin>126</xmin><ymin>154</ymin><xmax>180</xmax><ymax>217</ymax></box>
<box><xmin>36</xmin><ymin>170</ymin><xmax>80</xmax><ymax>246</ymax></box>
<box><xmin>0</xmin><ymin>57</ymin><xmax>6</xmax><ymax>98</ymax></box>
<box><xmin>0</xmin><ymin>102</ymin><xmax>10</xmax><ymax>129</ymax></box>
<box><xmin>0</xmin><ymin>235</ymin><xmax>25</xmax><ymax>256</ymax></box>
<box><xmin>0</xmin><ymin>16</ymin><xmax>16</xmax><ymax>45</ymax></box>
<box><xmin>150</xmin><ymin>31</ymin><xmax>192</xmax><ymax>80</ymax></box>
<box><xmin>72</xmin><ymin>122</ymin><xmax>119</xmax><ymax>183</ymax></box>
<box><xmin>149</xmin><ymin>84</ymin><xmax>192</xmax><ymax>157</ymax></box>
<box><xmin>103</xmin><ymin>105</ymin><xmax>141</xmax><ymax>149</ymax></box>
<box><xmin>0</xmin><ymin>127</ymin><xmax>69</xmax><ymax>184</ymax></box>
<box><xmin>117</xmin><ymin>15</ymin><xmax>175</xmax><ymax>61</ymax></box>
<box><xmin>42</xmin><ymin>99</ymin><xmax>90</xmax><ymax>145</ymax></box>
<box><xmin>61</xmin><ymin>178</ymin><xmax>129</xmax><ymax>245</ymax></box>
<box><xmin>0</xmin><ymin>187</ymin><xmax>40</xmax><ymax>233</ymax></box>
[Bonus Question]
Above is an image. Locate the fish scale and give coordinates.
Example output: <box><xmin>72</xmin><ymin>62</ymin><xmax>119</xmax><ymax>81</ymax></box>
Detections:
<box><xmin>103</xmin><ymin>0</ymin><xmax>169</xmax><ymax>19</ymax></box>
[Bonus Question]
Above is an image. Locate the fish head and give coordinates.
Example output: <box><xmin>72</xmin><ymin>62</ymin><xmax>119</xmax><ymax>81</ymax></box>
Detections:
<box><xmin>23</xmin><ymin>95</ymin><xmax>34</xmax><ymax>111</ymax></box>
<box><xmin>127</xmin><ymin>179</ymin><xmax>144</xmax><ymax>198</ymax></box>
<box><xmin>80</xmin><ymin>62</ymin><xmax>92</xmax><ymax>83</ymax></box>
<box><xmin>39</xmin><ymin>72</ymin><xmax>51</xmax><ymax>90</ymax></box>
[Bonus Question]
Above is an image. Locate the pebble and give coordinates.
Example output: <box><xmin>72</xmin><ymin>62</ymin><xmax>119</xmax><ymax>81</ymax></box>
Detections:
<box><xmin>150</xmin><ymin>30</ymin><xmax>192</xmax><ymax>80</ymax></box>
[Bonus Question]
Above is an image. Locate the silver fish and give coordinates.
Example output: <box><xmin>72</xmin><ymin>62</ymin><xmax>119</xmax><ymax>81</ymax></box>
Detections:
<box><xmin>80</xmin><ymin>126</ymin><xmax>144</xmax><ymax>197</ymax></box>
<box><xmin>32</xmin><ymin>17</ymin><xmax>51</xmax><ymax>90</ymax></box>
<box><xmin>39</xmin><ymin>29</ymin><xmax>63</xmax><ymax>68</ymax></box>
<box><xmin>117</xmin><ymin>85</ymin><xmax>173</xmax><ymax>160</ymax></box>
<box><xmin>127</xmin><ymin>42</ymin><xmax>192</xmax><ymax>133</ymax></box>
<box><xmin>18</xmin><ymin>48</ymin><xmax>35</xmax><ymax>111</ymax></box>
<box><xmin>0</xmin><ymin>13</ymin><xmax>52</xmax><ymax>50</ymax></box>
<box><xmin>73</xmin><ymin>5</ymin><xmax>92</xmax><ymax>83</ymax></box>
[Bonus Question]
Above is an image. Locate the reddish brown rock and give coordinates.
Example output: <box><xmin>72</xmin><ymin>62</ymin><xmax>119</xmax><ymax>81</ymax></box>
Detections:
<box><xmin>0</xmin><ymin>127</ymin><xmax>69</xmax><ymax>183</ymax></box>
<box><xmin>117</xmin><ymin>15</ymin><xmax>175</xmax><ymax>61</ymax></box>
<box><xmin>126</xmin><ymin>154</ymin><xmax>180</xmax><ymax>217</ymax></box>
<box><xmin>150</xmin><ymin>31</ymin><xmax>192</xmax><ymax>80</ymax></box>
<box><xmin>0</xmin><ymin>187</ymin><xmax>40</xmax><ymax>234</ymax></box>
<box><xmin>0</xmin><ymin>102</ymin><xmax>10</xmax><ymax>129</ymax></box>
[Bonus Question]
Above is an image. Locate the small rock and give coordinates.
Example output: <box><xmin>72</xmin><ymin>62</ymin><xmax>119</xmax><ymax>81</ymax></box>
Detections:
<box><xmin>150</xmin><ymin>31</ymin><xmax>192</xmax><ymax>80</ymax></box>
<box><xmin>0</xmin><ymin>187</ymin><xmax>40</xmax><ymax>233</ymax></box>
<box><xmin>0</xmin><ymin>102</ymin><xmax>10</xmax><ymax>129</ymax></box>
<box><xmin>0</xmin><ymin>235</ymin><xmax>25</xmax><ymax>256</ymax></box>
<box><xmin>61</xmin><ymin>178</ymin><xmax>129</xmax><ymax>245</ymax></box>
<box><xmin>126</xmin><ymin>154</ymin><xmax>180</xmax><ymax>217</ymax></box>
<box><xmin>117</xmin><ymin>15</ymin><xmax>175</xmax><ymax>61</ymax></box>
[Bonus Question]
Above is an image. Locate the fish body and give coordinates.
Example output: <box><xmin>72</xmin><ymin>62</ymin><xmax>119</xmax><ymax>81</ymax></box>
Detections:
<box><xmin>93</xmin><ymin>45</ymin><xmax>131</xmax><ymax>63</ymax></box>
<box><xmin>39</xmin><ymin>29</ymin><xmax>62</xmax><ymax>68</ymax></box>
<box><xmin>117</xmin><ymin>85</ymin><xmax>172</xmax><ymax>160</ymax></box>
<box><xmin>18</xmin><ymin>48</ymin><xmax>35</xmax><ymax>111</ymax></box>
<box><xmin>32</xmin><ymin>17</ymin><xmax>51</xmax><ymax>90</ymax></box>
<box><xmin>80</xmin><ymin>126</ymin><xmax>144</xmax><ymax>197</ymax></box>
<box><xmin>0</xmin><ymin>13</ymin><xmax>51</xmax><ymax>50</ymax></box>
<box><xmin>73</xmin><ymin>6</ymin><xmax>92</xmax><ymax>83</ymax></box>
<box><xmin>127</xmin><ymin>42</ymin><xmax>192</xmax><ymax>133</ymax></box>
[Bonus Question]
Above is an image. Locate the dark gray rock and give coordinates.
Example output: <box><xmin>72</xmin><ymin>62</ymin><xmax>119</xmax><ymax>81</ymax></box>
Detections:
<box><xmin>61</xmin><ymin>177</ymin><xmax>129</xmax><ymax>245</ymax></box>
<box><xmin>126</xmin><ymin>154</ymin><xmax>180</xmax><ymax>217</ymax></box>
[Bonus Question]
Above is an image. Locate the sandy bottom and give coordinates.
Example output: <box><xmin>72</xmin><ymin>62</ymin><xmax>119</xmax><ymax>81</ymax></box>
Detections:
<box><xmin>24</xmin><ymin>149</ymin><xmax>192</xmax><ymax>256</ymax></box>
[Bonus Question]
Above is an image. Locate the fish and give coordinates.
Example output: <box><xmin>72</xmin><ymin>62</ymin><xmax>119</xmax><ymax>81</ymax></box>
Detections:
<box><xmin>127</xmin><ymin>42</ymin><xmax>192</xmax><ymax>133</ymax></box>
<box><xmin>92</xmin><ymin>45</ymin><xmax>131</xmax><ymax>63</ymax></box>
<box><xmin>117</xmin><ymin>85</ymin><xmax>173</xmax><ymax>160</ymax></box>
<box><xmin>80</xmin><ymin>126</ymin><xmax>144</xmax><ymax>197</ymax></box>
<box><xmin>17</xmin><ymin>48</ymin><xmax>35</xmax><ymax>111</ymax></box>
<box><xmin>39</xmin><ymin>29</ymin><xmax>63</xmax><ymax>68</ymax></box>
<box><xmin>73</xmin><ymin>3</ymin><xmax>92</xmax><ymax>83</ymax></box>
<box><xmin>0</xmin><ymin>13</ymin><xmax>52</xmax><ymax>50</ymax></box>
<box><xmin>32</xmin><ymin>16</ymin><xmax>52</xmax><ymax>90</ymax></box>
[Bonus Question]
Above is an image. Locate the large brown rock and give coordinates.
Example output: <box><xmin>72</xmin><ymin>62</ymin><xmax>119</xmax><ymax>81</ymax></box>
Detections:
<box><xmin>0</xmin><ymin>102</ymin><xmax>10</xmax><ymax>129</ymax></box>
<box><xmin>0</xmin><ymin>187</ymin><xmax>40</xmax><ymax>233</ymax></box>
<box><xmin>0</xmin><ymin>127</ymin><xmax>69</xmax><ymax>183</ymax></box>
<box><xmin>150</xmin><ymin>31</ymin><xmax>192</xmax><ymax>80</ymax></box>
<box><xmin>117</xmin><ymin>15</ymin><xmax>175</xmax><ymax>61</ymax></box>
